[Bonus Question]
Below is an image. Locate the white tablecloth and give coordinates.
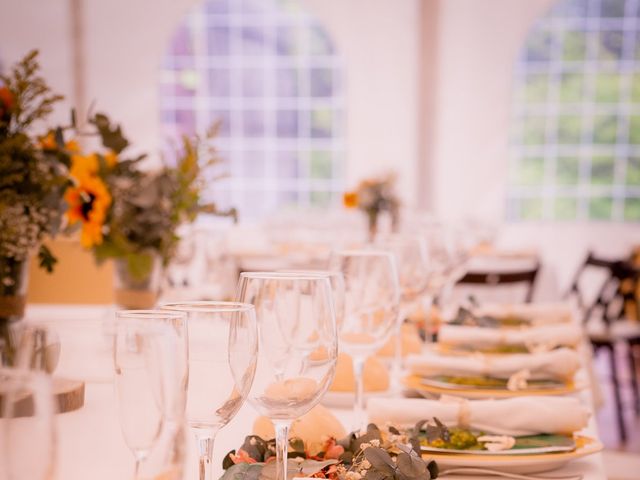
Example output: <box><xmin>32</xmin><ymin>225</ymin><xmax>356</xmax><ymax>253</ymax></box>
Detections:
<box><xmin>22</xmin><ymin>305</ymin><xmax>606</xmax><ymax>480</ymax></box>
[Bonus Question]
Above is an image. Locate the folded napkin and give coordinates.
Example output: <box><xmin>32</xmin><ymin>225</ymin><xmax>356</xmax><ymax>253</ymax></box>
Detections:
<box><xmin>438</xmin><ymin>323</ymin><xmax>582</xmax><ymax>349</ymax></box>
<box><xmin>473</xmin><ymin>302</ymin><xmax>573</xmax><ymax>326</ymax></box>
<box><xmin>367</xmin><ymin>396</ymin><xmax>589</xmax><ymax>436</ymax></box>
<box><xmin>406</xmin><ymin>347</ymin><xmax>580</xmax><ymax>380</ymax></box>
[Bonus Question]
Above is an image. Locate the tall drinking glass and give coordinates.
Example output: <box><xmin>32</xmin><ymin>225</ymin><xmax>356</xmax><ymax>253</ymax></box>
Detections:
<box><xmin>236</xmin><ymin>272</ymin><xmax>338</xmax><ymax>480</ymax></box>
<box><xmin>377</xmin><ymin>235</ymin><xmax>429</xmax><ymax>378</ymax></box>
<box><xmin>328</xmin><ymin>251</ymin><xmax>400</xmax><ymax>430</ymax></box>
<box><xmin>0</xmin><ymin>367</ymin><xmax>55</xmax><ymax>480</ymax></box>
<box><xmin>111</xmin><ymin>310</ymin><xmax>186</xmax><ymax>479</ymax></box>
<box><xmin>160</xmin><ymin>302</ymin><xmax>258</xmax><ymax>480</ymax></box>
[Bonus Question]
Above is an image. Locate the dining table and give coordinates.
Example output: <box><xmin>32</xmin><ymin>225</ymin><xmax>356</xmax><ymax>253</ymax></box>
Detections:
<box><xmin>22</xmin><ymin>304</ymin><xmax>606</xmax><ymax>480</ymax></box>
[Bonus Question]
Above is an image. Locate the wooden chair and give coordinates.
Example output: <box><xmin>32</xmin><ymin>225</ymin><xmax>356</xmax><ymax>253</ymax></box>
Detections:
<box><xmin>565</xmin><ymin>252</ymin><xmax>640</xmax><ymax>442</ymax></box>
<box><xmin>457</xmin><ymin>262</ymin><xmax>541</xmax><ymax>303</ymax></box>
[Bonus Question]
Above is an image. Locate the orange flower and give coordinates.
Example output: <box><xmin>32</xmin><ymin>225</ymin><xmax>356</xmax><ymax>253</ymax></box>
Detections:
<box><xmin>65</xmin><ymin>139</ymin><xmax>81</xmax><ymax>153</ymax></box>
<box><xmin>343</xmin><ymin>192</ymin><xmax>358</xmax><ymax>208</ymax></box>
<box><xmin>64</xmin><ymin>172</ymin><xmax>111</xmax><ymax>248</ymax></box>
<box><xmin>39</xmin><ymin>131</ymin><xmax>57</xmax><ymax>150</ymax></box>
<box><xmin>103</xmin><ymin>150</ymin><xmax>118</xmax><ymax>168</ymax></box>
<box><xmin>0</xmin><ymin>86</ymin><xmax>13</xmax><ymax>112</ymax></box>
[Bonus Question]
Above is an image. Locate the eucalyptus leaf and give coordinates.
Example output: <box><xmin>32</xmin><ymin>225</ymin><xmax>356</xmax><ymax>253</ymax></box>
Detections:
<box><xmin>363</xmin><ymin>448</ymin><xmax>396</xmax><ymax>476</ymax></box>
<box><xmin>219</xmin><ymin>462</ymin><xmax>264</xmax><ymax>480</ymax></box>
<box><xmin>300</xmin><ymin>459</ymin><xmax>338</xmax><ymax>475</ymax></box>
<box><xmin>396</xmin><ymin>452</ymin><xmax>426</xmax><ymax>478</ymax></box>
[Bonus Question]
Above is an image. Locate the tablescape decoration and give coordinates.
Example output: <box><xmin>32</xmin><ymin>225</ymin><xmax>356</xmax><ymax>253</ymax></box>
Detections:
<box><xmin>160</xmin><ymin>301</ymin><xmax>258</xmax><ymax>480</ymax></box>
<box><xmin>0</xmin><ymin>367</ymin><xmax>56</xmax><ymax>479</ymax></box>
<box><xmin>110</xmin><ymin>310</ymin><xmax>188</xmax><ymax>479</ymax></box>
<box><xmin>218</xmin><ymin>422</ymin><xmax>438</xmax><ymax>480</ymax></box>
<box><xmin>62</xmin><ymin>115</ymin><xmax>236</xmax><ymax>309</ymax></box>
<box><xmin>328</xmin><ymin>251</ymin><xmax>400</xmax><ymax>430</ymax></box>
<box><xmin>375</xmin><ymin>234</ymin><xmax>430</xmax><ymax>383</ymax></box>
<box><xmin>343</xmin><ymin>173</ymin><xmax>400</xmax><ymax>241</ymax></box>
<box><xmin>235</xmin><ymin>272</ymin><xmax>339</xmax><ymax>480</ymax></box>
<box><xmin>0</xmin><ymin>50</ymin><xmax>71</xmax><ymax>364</ymax></box>
<box><xmin>462</xmin><ymin>303</ymin><xmax>574</xmax><ymax>327</ymax></box>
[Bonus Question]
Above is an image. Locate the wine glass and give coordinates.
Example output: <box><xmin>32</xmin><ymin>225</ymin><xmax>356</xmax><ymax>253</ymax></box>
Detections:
<box><xmin>111</xmin><ymin>310</ymin><xmax>187</xmax><ymax>479</ymax></box>
<box><xmin>376</xmin><ymin>235</ymin><xmax>429</xmax><ymax>379</ymax></box>
<box><xmin>0</xmin><ymin>367</ymin><xmax>56</xmax><ymax>480</ymax></box>
<box><xmin>328</xmin><ymin>250</ymin><xmax>400</xmax><ymax>430</ymax></box>
<box><xmin>160</xmin><ymin>302</ymin><xmax>258</xmax><ymax>480</ymax></box>
<box><xmin>236</xmin><ymin>272</ymin><xmax>338</xmax><ymax>480</ymax></box>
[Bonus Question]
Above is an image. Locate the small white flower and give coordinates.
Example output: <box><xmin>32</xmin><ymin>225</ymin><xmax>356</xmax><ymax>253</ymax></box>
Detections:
<box><xmin>346</xmin><ymin>471</ymin><xmax>362</xmax><ymax>480</ymax></box>
<box><xmin>361</xmin><ymin>460</ymin><xmax>371</xmax><ymax>470</ymax></box>
<box><xmin>477</xmin><ymin>435</ymin><xmax>516</xmax><ymax>452</ymax></box>
<box><xmin>370</xmin><ymin>439</ymin><xmax>380</xmax><ymax>448</ymax></box>
<box><xmin>507</xmin><ymin>369</ymin><xmax>531</xmax><ymax>391</ymax></box>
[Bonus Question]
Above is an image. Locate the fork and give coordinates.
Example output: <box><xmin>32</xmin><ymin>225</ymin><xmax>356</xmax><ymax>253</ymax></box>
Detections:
<box><xmin>439</xmin><ymin>467</ymin><xmax>583</xmax><ymax>480</ymax></box>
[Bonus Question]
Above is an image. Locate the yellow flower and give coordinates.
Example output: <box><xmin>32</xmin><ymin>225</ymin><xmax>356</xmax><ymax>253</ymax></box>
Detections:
<box><xmin>69</xmin><ymin>153</ymin><xmax>99</xmax><ymax>178</ymax></box>
<box><xmin>64</xmin><ymin>172</ymin><xmax>112</xmax><ymax>248</ymax></box>
<box><xmin>343</xmin><ymin>192</ymin><xmax>359</xmax><ymax>209</ymax></box>
<box><xmin>103</xmin><ymin>150</ymin><xmax>118</xmax><ymax>168</ymax></box>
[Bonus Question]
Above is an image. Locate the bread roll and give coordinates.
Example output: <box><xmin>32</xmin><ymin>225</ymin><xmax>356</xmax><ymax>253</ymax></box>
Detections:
<box><xmin>329</xmin><ymin>352</ymin><xmax>390</xmax><ymax>392</ymax></box>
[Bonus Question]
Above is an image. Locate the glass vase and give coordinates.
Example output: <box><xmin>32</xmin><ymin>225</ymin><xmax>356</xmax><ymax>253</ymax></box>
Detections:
<box><xmin>0</xmin><ymin>256</ymin><xmax>30</xmax><ymax>365</ymax></box>
<box><xmin>113</xmin><ymin>255</ymin><xmax>164</xmax><ymax>309</ymax></box>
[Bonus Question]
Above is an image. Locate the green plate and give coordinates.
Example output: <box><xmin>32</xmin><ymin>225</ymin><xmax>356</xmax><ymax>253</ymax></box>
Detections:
<box><xmin>420</xmin><ymin>375</ymin><xmax>565</xmax><ymax>391</ymax></box>
<box><xmin>420</xmin><ymin>433</ymin><xmax>576</xmax><ymax>455</ymax></box>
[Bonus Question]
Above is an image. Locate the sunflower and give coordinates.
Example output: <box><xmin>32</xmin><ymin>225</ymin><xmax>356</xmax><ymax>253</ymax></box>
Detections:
<box><xmin>64</xmin><ymin>172</ymin><xmax>112</xmax><ymax>248</ymax></box>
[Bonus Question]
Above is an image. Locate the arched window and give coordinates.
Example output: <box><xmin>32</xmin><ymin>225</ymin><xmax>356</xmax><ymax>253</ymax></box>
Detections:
<box><xmin>507</xmin><ymin>0</ymin><xmax>640</xmax><ymax>221</ymax></box>
<box><xmin>159</xmin><ymin>0</ymin><xmax>344</xmax><ymax>219</ymax></box>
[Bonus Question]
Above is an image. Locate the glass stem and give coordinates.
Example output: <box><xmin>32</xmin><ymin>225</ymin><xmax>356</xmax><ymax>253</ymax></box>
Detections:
<box><xmin>353</xmin><ymin>356</ymin><xmax>366</xmax><ymax>433</ymax></box>
<box><xmin>274</xmin><ymin>419</ymin><xmax>292</xmax><ymax>480</ymax></box>
<box><xmin>392</xmin><ymin>312</ymin><xmax>404</xmax><ymax>386</ymax></box>
<box><xmin>196</xmin><ymin>429</ymin><xmax>218</xmax><ymax>480</ymax></box>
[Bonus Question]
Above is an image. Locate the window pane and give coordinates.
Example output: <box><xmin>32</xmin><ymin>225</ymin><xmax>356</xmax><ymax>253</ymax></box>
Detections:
<box><xmin>277</xmin><ymin>151</ymin><xmax>300</xmax><ymax>178</ymax></box>
<box><xmin>629</xmin><ymin>116</ymin><xmax>640</xmax><ymax>143</ymax></box>
<box><xmin>520</xmin><ymin>198</ymin><xmax>544</xmax><ymax>220</ymax></box>
<box><xmin>276</xmin><ymin>110</ymin><xmax>298</xmax><ymax>137</ymax></box>
<box><xmin>593</xmin><ymin>115</ymin><xmax>618</xmax><ymax>144</ymax></box>
<box><xmin>595</xmin><ymin>73</ymin><xmax>620</xmax><ymax>103</ymax></box>
<box><xmin>590</xmin><ymin>156</ymin><xmax>615</xmax><ymax>184</ymax></box>
<box><xmin>514</xmin><ymin>157</ymin><xmax>545</xmax><ymax>185</ymax></box>
<box><xmin>598</xmin><ymin>30</ymin><xmax>624</xmax><ymax>61</ymax></box>
<box><xmin>310</xmin><ymin>109</ymin><xmax>333</xmax><ymax>138</ymax></box>
<box><xmin>207</xmin><ymin>27</ymin><xmax>231</xmax><ymax>56</ymax></box>
<box><xmin>310</xmin><ymin>150</ymin><xmax>332</xmax><ymax>179</ymax></box>
<box><xmin>526</xmin><ymin>28</ymin><xmax>553</xmax><ymax>62</ymax></box>
<box><xmin>631</xmin><ymin>74</ymin><xmax>640</xmax><ymax>102</ymax></box>
<box><xmin>523</xmin><ymin>116</ymin><xmax>547</xmax><ymax>144</ymax></box>
<box><xmin>589</xmin><ymin>197</ymin><xmax>613</xmax><ymax>219</ymax></box>
<box><xmin>555</xmin><ymin>197</ymin><xmax>578</xmax><ymax>219</ymax></box>
<box><xmin>627</xmin><ymin>157</ymin><xmax>640</xmax><ymax>184</ymax></box>
<box><xmin>600</xmin><ymin>0</ymin><xmax>625</xmax><ymax>17</ymax></box>
<box><xmin>310</xmin><ymin>68</ymin><xmax>334</xmax><ymax>97</ymax></box>
<box><xmin>563</xmin><ymin>30</ymin><xmax>587</xmax><ymax>61</ymax></box>
<box><xmin>525</xmin><ymin>74</ymin><xmax>549</xmax><ymax>103</ymax></box>
<box><xmin>556</xmin><ymin>156</ymin><xmax>580</xmax><ymax>184</ymax></box>
<box><xmin>310</xmin><ymin>190</ymin><xmax>332</xmax><ymax>207</ymax></box>
<box><xmin>558</xmin><ymin>115</ymin><xmax>582</xmax><ymax>143</ymax></box>
<box><xmin>242</xmin><ymin>151</ymin><xmax>265</xmax><ymax>177</ymax></box>
<box><xmin>559</xmin><ymin>73</ymin><xmax>584</xmax><ymax>103</ymax></box>
<box><xmin>625</xmin><ymin>198</ymin><xmax>640</xmax><ymax>220</ymax></box>
<box><xmin>242</xmin><ymin>109</ymin><xmax>264</xmax><ymax>137</ymax></box>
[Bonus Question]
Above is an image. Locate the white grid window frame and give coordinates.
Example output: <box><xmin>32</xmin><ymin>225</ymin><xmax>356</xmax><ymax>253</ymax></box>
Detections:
<box><xmin>159</xmin><ymin>0</ymin><xmax>344</xmax><ymax>220</ymax></box>
<box><xmin>508</xmin><ymin>0</ymin><xmax>640</xmax><ymax>221</ymax></box>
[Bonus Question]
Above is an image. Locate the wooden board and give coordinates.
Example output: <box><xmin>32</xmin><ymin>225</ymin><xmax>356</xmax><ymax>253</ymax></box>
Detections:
<box><xmin>0</xmin><ymin>377</ymin><xmax>85</xmax><ymax>417</ymax></box>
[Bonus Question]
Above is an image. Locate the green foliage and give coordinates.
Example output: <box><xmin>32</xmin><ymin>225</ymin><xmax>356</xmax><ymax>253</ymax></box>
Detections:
<box><xmin>0</xmin><ymin>50</ymin><xmax>70</xmax><ymax>270</ymax></box>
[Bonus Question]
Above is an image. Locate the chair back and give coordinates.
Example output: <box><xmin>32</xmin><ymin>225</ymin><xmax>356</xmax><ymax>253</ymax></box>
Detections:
<box><xmin>457</xmin><ymin>262</ymin><xmax>540</xmax><ymax>303</ymax></box>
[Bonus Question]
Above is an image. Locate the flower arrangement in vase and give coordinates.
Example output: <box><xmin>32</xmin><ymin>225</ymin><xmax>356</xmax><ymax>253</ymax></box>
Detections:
<box><xmin>0</xmin><ymin>51</ymin><xmax>71</xmax><ymax>364</ymax></box>
<box><xmin>343</xmin><ymin>173</ymin><xmax>401</xmax><ymax>241</ymax></box>
<box><xmin>61</xmin><ymin>114</ymin><xmax>236</xmax><ymax>308</ymax></box>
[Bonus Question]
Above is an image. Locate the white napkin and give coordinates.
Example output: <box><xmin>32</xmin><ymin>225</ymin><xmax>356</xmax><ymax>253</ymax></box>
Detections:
<box><xmin>473</xmin><ymin>302</ymin><xmax>573</xmax><ymax>326</ymax></box>
<box><xmin>367</xmin><ymin>396</ymin><xmax>590</xmax><ymax>436</ymax></box>
<box><xmin>438</xmin><ymin>323</ymin><xmax>583</xmax><ymax>349</ymax></box>
<box><xmin>406</xmin><ymin>347</ymin><xmax>580</xmax><ymax>380</ymax></box>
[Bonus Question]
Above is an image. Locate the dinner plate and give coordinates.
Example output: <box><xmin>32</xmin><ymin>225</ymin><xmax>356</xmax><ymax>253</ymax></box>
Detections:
<box><xmin>421</xmin><ymin>436</ymin><xmax>603</xmax><ymax>474</ymax></box>
<box><xmin>403</xmin><ymin>374</ymin><xmax>580</xmax><ymax>399</ymax></box>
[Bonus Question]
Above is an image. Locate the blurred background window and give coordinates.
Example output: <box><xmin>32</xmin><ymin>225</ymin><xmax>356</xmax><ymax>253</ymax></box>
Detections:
<box><xmin>159</xmin><ymin>0</ymin><xmax>344</xmax><ymax>220</ymax></box>
<box><xmin>507</xmin><ymin>0</ymin><xmax>640</xmax><ymax>222</ymax></box>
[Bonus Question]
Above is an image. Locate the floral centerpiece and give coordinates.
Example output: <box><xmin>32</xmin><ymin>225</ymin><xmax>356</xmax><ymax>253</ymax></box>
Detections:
<box><xmin>343</xmin><ymin>173</ymin><xmax>400</xmax><ymax>241</ymax></box>
<box><xmin>62</xmin><ymin>114</ymin><xmax>235</xmax><ymax>308</ymax></box>
<box><xmin>0</xmin><ymin>51</ymin><xmax>70</xmax><ymax>363</ymax></box>
<box><xmin>221</xmin><ymin>423</ymin><xmax>438</xmax><ymax>480</ymax></box>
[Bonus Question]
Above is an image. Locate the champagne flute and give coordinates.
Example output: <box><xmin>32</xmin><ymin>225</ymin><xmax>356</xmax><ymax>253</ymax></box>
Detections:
<box><xmin>160</xmin><ymin>302</ymin><xmax>258</xmax><ymax>480</ymax></box>
<box><xmin>377</xmin><ymin>235</ymin><xmax>429</xmax><ymax>379</ymax></box>
<box><xmin>236</xmin><ymin>272</ymin><xmax>338</xmax><ymax>480</ymax></box>
<box><xmin>0</xmin><ymin>367</ymin><xmax>56</xmax><ymax>480</ymax></box>
<box><xmin>111</xmin><ymin>310</ymin><xmax>186</xmax><ymax>479</ymax></box>
<box><xmin>328</xmin><ymin>251</ymin><xmax>400</xmax><ymax>430</ymax></box>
